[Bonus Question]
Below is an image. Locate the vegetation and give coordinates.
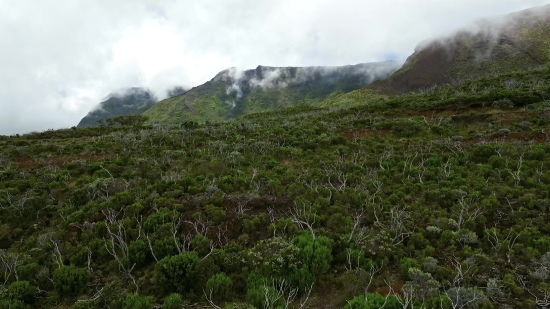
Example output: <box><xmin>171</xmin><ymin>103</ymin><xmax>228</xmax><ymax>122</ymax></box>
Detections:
<box><xmin>1</xmin><ymin>63</ymin><xmax>550</xmax><ymax>307</ymax></box>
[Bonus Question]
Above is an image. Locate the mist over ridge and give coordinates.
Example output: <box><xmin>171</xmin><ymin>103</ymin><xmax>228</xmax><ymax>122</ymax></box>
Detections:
<box><xmin>142</xmin><ymin>61</ymin><xmax>401</xmax><ymax>124</ymax></box>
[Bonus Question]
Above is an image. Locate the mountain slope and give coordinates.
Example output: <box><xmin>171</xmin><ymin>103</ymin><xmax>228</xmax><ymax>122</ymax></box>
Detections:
<box><xmin>2</xmin><ymin>64</ymin><xmax>550</xmax><ymax>308</ymax></box>
<box><xmin>143</xmin><ymin>62</ymin><xmax>400</xmax><ymax>124</ymax></box>
<box><xmin>368</xmin><ymin>4</ymin><xmax>550</xmax><ymax>94</ymax></box>
<box><xmin>77</xmin><ymin>88</ymin><xmax>156</xmax><ymax>128</ymax></box>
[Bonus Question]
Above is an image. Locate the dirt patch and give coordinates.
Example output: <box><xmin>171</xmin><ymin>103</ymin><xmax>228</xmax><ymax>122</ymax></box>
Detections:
<box><xmin>368</xmin><ymin>40</ymin><xmax>459</xmax><ymax>95</ymax></box>
<box><xmin>16</xmin><ymin>153</ymin><xmax>114</xmax><ymax>169</ymax></box>
<box><xmin>451</xmin><ymin>113</ymin><xmax>492</xmax><ymax>122</ymax></box>
<box><xmin>375</xmin><ymin>281</ymin><xmax>405</xmax><ymax>296</ymax></box>
<box><xmin>340</xmin><ymin>129</ymin><xmax>392</xmax><ymax>140</ymax></box>
<box><xmin>464</xmin><ymin>131</ymin><xmax>548</xmax><ymax>144</ymax></box>
<box><xmin>176</xmin><ymin>194</ymin><xmax>294</xmax><ymax>242</ymax></box>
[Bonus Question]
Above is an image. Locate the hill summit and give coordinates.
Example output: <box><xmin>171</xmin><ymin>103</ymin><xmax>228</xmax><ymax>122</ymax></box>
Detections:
<box><xmin>143</xmin><ymin>61</ymin><xmax>400</xmax><ymax>124</ymax></box>
<box><xmin>369</xmin><ymin>4</ymin><xmax>550</xmax><ymax>94</ymax></box>
<box><xmin>77</xmin><ymin>88</ymin><xmax>156</xmax><ymax>128</ymax></box>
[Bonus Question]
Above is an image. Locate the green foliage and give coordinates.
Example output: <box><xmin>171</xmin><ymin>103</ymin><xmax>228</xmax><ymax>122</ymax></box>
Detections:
<box><xmin>144</xmin><ymin>208</ymin><xmax>172</xmax><ymax>233</ymax></box>
<box><xmin>245</xmin><ymin>272</ymin><xmax>268</xmax><ymax>309</ymax></box>
<box><xmin>400</xmin><ymin>258</ymin><xmax>420</xmax><ymax>278</ymax></box>
<box><xmin>128</xmin><ymin>239</ymin><xmax>148</xmax><ymax>267</ymax></box>
<box><xmin>345</xmin><ymin>293</ymin><xmax>400</xmax><ymax>309</ymax></box>
<box><xmin>16</xmin><ymin>263</ymin><xmax>40</xmax><ymax>281</ymax></box>
<box><xmin>124</xmin><ymin>294</ymin><xmax>154</xmax><ymax>309</ymax></box>
<box><xmin>155</xmin><ymin>252</ymin><xmax>204</xmax><ymax>295</ymax></box>
<box><xmin>0</xmin><ymin>281</ymin><xmax>35</xmax><ymax>304</ymax></box>
<box><xmin>242</xmin><ymin>214</ymin><xmax>267</xmax><ymax>234</ymax></box>
<box><xmin>205</xmin><ymin>272</ymin><xmax>233</xmax><ymax>302</ymax></box>
<box><xmin>204</xmin><ymin>204</ymin><xmax>226</xmax><ymax>224</ymax></box>
<box><xmin>191</xmin><ymin>234</ymin><xmax>212</xmax><ymax>257</ymax></box>
<box><xmin>0</xmin><ymin>299</ymin><xmax>29</xmax><ymax>309</ymax></box>
<box><xmin>293</xmin><ymin>233</ymin><xmax>333</xmax><ymax>278</ymax></box>
<box><xmin>163</xmin><ymin>293</ymin><xmax>183</xmax><ymax>309</ymax></box>
<box><xmin>249</xmin><ymin>236</ymin><xmax>300</xmax><ymax>279</ymax></box>
<box><xmin>52</xmin><ymin>265</ymin><xmax>90</xmax><ymax>297</ymax></box>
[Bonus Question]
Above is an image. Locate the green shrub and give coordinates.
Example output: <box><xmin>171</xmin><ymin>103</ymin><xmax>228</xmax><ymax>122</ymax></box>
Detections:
<box><xmin>163</xmin><ymin>293</ymin><xmax>183</xmax><ymax>309</ymax></box>
<box><xmin>155</xmin><ymin>252</ymin><xmax>204</xmax><ymax>295</ymax></box>
<box><xmin>123</xmin><ymin>293</ymin><xmax>153</xmax><ymax>309</ymax></box>
<box><xmin>205</xmin><ymin>273</ymin><xmax>233</xmax><ymax>302</ymax></box>
<box><xmin>1</xmin><ymin>281</ymin><xmax>35</xmax><ymax>304</ymax></box>
<box><xmin>128</xmin><ymin>239</ymin><xmax>148</xmax><ymax>267</ymax></box>
<box><xmin>345</xmin><ymin>293</ymin><xmax>400</xmax><ymax>309</ymax></box>
<box><xmin>52</xmin><ymin>265</ymin><xmax>90</xmax><ymax>297</ymax></box>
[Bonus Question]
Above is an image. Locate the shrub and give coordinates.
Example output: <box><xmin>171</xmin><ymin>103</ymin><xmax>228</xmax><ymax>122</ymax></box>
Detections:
<box><xmin>205</xmin><ymin>273</ymin><xmax>233</xmax><ymax>302</ymax></box>
<box><xmin>123</xmin><ymin>294</ymin><xmax>153</xmax><ymax>309</ymax></box>
<box><xmin>1</xmin><ymin>281</ymin><xmax>35</xmax><ymax>304</ymax></box>
<box><xmin>128</xmin><ymin>239</ymin><xmax>148</xmax><ymax>267</ymax></box>
<box><xmin>163</xmin><ymin>293</ymin><xmax>183</xmax><ymax>309</ymax></box>
<box><xmin>345</xmin><ymin>293</ymin><xmax>400</xmax><ymax>309</ymax></box>
<box><xmin>52</xmin><ymin>265</ymin><xmax>90</xmax><ymax>297</ymax></box>
<box><xmin>155</xmin><ymin>252</ymin><xmax>204</xmax><ymax>295</ymax></box>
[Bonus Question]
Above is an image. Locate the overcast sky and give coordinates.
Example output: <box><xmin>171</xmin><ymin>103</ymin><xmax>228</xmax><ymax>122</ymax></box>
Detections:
<box><xmin>1</xmin><ymin>0</ymin><xmax>549</xmax><ymax>135</ymax></box>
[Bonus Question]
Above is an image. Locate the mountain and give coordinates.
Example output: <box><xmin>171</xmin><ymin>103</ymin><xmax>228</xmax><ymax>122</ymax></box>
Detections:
<box><xmin>3</xmin><ymin>63</ymin><xmax>550</xmax><ymax>308</ymax></box>
<box><xmin>4</xmin><ymin>5</ymin><xmax>550</xmax><ymax>308</ymax></box>
<box><xmin>143</xmin><ymin>62</ymin><xmax>400</xmax><ymax>124</ymax></box>
<box><xmin>368</xmin><ymin>4</ymin><xmax>550</xmax><ymax>94</ymax></box>
<box><xmin>143</xmin><ymin>5</ymin><xmax>550</xmax><ymax>123</ymax></box>
<box><xmin>77</xmin><ymin>87</ymin><xmax>156</xmax><ymax>128</ymax></box>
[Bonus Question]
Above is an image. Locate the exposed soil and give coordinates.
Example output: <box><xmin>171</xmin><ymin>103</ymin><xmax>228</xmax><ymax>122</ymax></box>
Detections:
<box><xmin>374</xmin><ymin>281</ymin><xmax>405</xmax><ymax>296</ymax></box>
<box><xmin>368</xmin><ymin>40</ymin><xmax>459</xmax><ymax>94</ymax></box>
<box><xmin>15</xmin><ymin>153</ymin><xmax>114</xmax><ymax>169</ymax></box>
<box><xmin>340</xmin><ymin>103</ymin><xmax>549</xmax><ymax>144</ymax></box>
<box><xmin>339</xmin><ymin>129</ymin><xmax>392</xmax><ymax>140</ymax></box>
<box><xmin>464</xmin><ymin>131</ymin><xmax>548</xmax><ymax>144</ymax></box>
<box><xmin>176</xmin><ymin>194</ymin><xmax>294</xmax><ymax>243</ymax></box>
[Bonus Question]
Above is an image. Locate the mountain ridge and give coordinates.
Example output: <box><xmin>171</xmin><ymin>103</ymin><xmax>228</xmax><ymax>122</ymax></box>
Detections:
<box><xmin>3</xmin><ymin>5</ymin><xmax>550</xmax><ymax>308</ymax></box>
<box><xmin>143</xmin><ymin>61</ymin><xmax>401</xmax><ymax>124</ymax></box>
<box><xmin>77</xmin><ymin>87</ymin><xmax>156</xmax><ymax>128</ymax></box>
<box><xmin>77</xmin><ymin>5</ymin><xmax>550</xmax><ymax>125</ymax></box>
<box><xmin>366</xmin><ymin>4</ymin><xmax>550</xmax><ymax>94</ymax></box>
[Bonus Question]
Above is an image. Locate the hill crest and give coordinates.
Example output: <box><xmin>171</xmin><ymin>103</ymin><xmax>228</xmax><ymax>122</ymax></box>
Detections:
<box><xmin>368</xmin><ymin>4</ymin><xmax>550</xmax><ymax>94</ymax></box>
<box><xmin>143</xmin><ymin>61</ymin><xmax>401</xmax><ymax>124</ymax></box>
<box><xmin>77</xmin><ymin>87</ymin><xmax>156</xmax><ymax>128</ymax></box>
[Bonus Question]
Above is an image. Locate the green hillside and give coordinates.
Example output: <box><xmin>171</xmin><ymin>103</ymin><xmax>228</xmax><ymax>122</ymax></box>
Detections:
<box><xmin>77</xmin><ymin>88</ymin><xmax>156</xmax><ymax>128</ymax></box>
<box><xmin>1</xmin><ymin>63</ymin><xmax>550</xmax><ymax>308</ymax></box>
<box><xmin>143</xmin><ymin>62</ymin><xmax>400</xmax><ymax>124</ymax></box>
<box><xmin>2</xmin><ymin>4</ymin><xmax>550</xmax><ymax>309</ymax></box>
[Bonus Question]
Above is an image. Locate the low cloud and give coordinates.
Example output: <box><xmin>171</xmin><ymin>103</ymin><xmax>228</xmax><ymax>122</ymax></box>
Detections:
<box><xmin>220</xmin><ymin>61</ymin><xmax>402</xmax><ymax>99</ymax></box>
<box><xmin>415</xmin><ymin>4</ymin><xmax>550</xmax><ymax>63</ymax></box>
<box><xmin>250</xmin><ymin>68</ymin><xmax>287</xmax><ymax>89</ymax></box>
<box><xmin>223</xmin><ymin>68</ymin><xmax>245</xmax><ymax>109</ymax></box>
<box><xmin>166</xmin><ymin>86</ymin><xmax>188</xmax><ymax>98</ymax></box>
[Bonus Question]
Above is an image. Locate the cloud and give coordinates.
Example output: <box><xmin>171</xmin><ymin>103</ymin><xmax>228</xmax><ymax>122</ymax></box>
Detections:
<box><xmin>410</xmin><ymin>4</ymin><xmax>550</xmax><ymax>67</ymax></box>
<box><xmin>221</xmin><ymin>61</ymin><xmax>403</xmax><ymax>96</ymax></box>
<box><xmin>223</xmin><ymin>68</ymin><xmax>245</xmax><ymax>109</ymax></box>
<box><xmin>1</xmin><ymin>0</ymin><xmax>549</xmax><ymax>134</ymax></box>
<box><xmin>250</xmin><ymin>68</ymin><xmax>286</xmax><ymax>89</ymax></box>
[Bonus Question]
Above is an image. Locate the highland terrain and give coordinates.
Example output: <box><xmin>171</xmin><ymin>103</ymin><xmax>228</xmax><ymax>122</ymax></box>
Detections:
<box><xmin>1</xmin><ymin>5</ymin><xmax>550</xmax><ymax>309</ymax></box>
